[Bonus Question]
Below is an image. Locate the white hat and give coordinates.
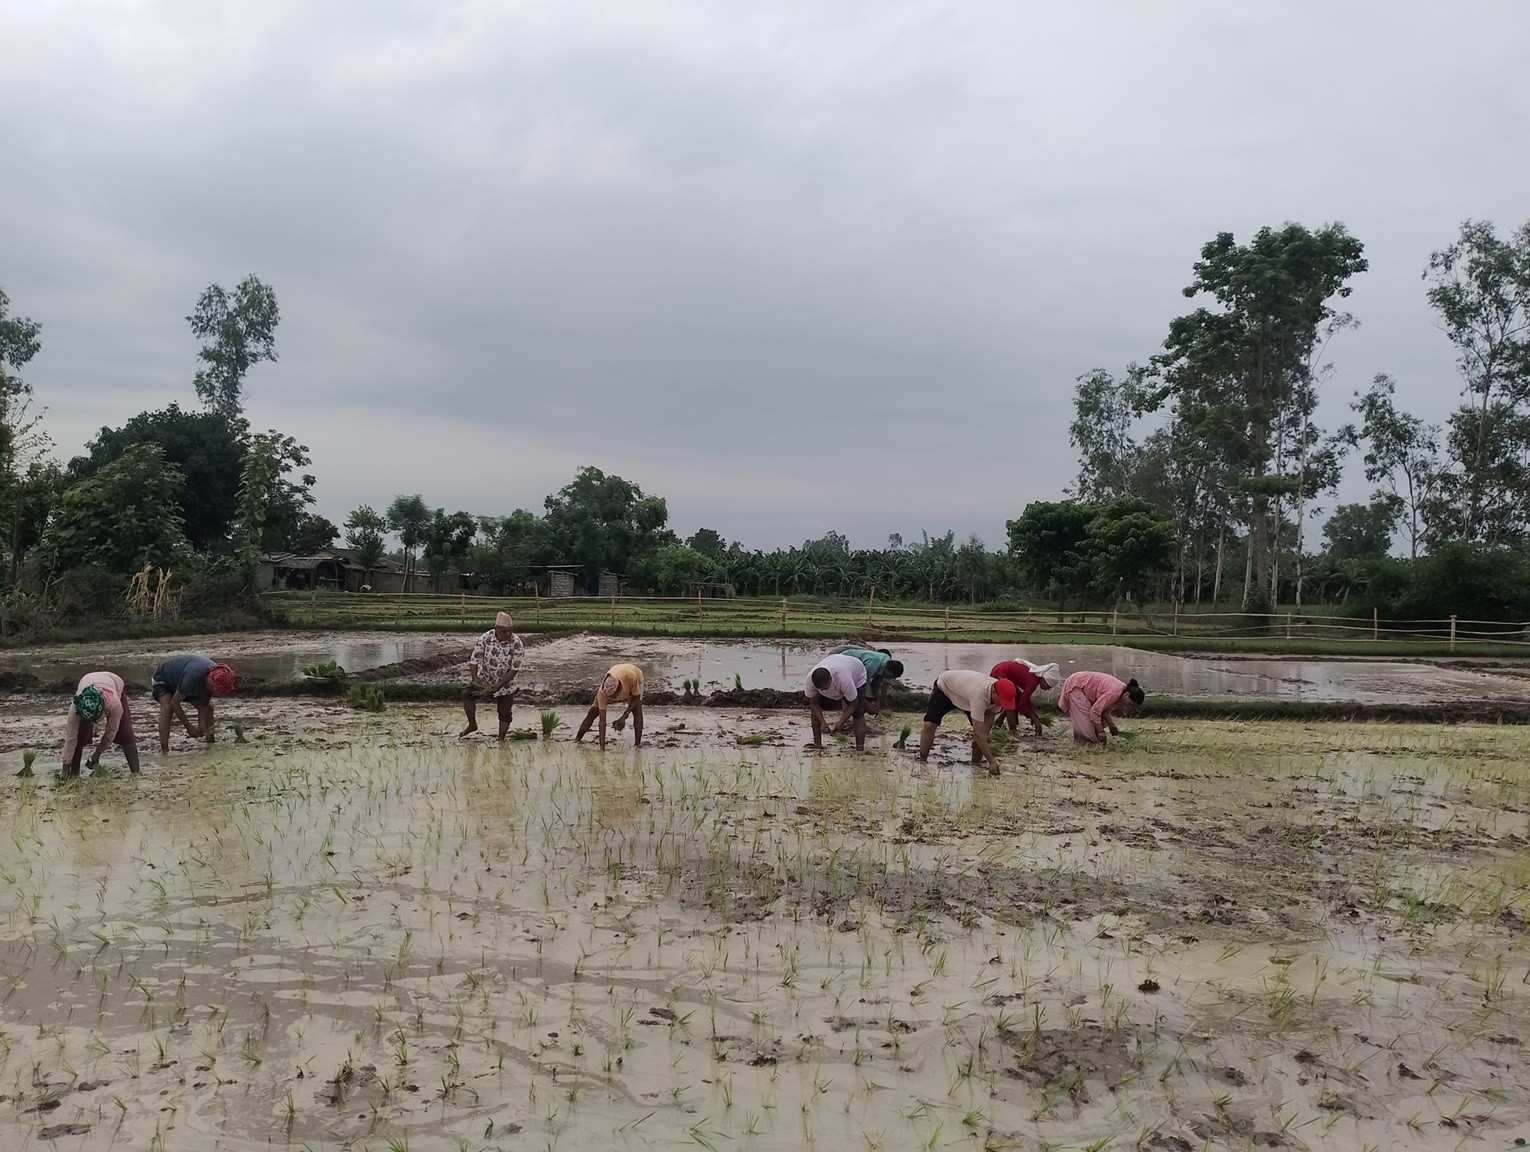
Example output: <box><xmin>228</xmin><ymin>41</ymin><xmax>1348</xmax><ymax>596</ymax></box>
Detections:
<box><xmin>1025</xmin><ymin>661</ymin><xmax>1062</xmax><ymax>691</ymax></box>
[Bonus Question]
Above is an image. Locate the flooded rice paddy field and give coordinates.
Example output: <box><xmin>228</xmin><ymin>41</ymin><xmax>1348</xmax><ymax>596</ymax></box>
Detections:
<box><xmin>5</xmin><ymin>630</ymin><xmax>1529</xmax><ymax>704</ymax></box>
<box><xmin>1</xmin><ymin>702</ymin><xmax>1527</xmax><ymax>1151</ymax></box>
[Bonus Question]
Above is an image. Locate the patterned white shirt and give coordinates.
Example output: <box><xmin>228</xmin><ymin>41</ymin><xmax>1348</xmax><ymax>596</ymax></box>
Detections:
<box><xmin>470</xmin><ymin>630</ymin><xmax>524</xmax><ymax>697</ymax></box>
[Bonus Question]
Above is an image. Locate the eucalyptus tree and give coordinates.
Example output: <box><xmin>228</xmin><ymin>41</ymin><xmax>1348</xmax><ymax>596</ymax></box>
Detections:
<box><xmin>1343</xmin><ymin>373</ymin><xmax>1442</xmax><ymax>559</ymax></box>
<box><xmin>1424</xmin><ymin>219</ymin><xmax>1530</xmax><ymax>543</ymax></box>
<box><xmin>1151</xmin><ymin>223</ymin><xmax>1367</xmax><ymax>606</ymax></box>
<box><xmin>188</xmin><ymin>275</ymin><xmax>280</xmax><ymax>421</ymax></box>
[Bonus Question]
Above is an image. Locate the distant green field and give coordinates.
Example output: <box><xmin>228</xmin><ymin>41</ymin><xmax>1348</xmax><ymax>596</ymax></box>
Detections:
<box><xmin>263</xmin><ymin>590</ymin><xmax>1530</xmax><ymax>658</ymax></box>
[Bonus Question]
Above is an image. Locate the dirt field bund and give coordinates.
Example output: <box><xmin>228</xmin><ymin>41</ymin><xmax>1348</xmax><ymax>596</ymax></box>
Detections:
<box><xmin>1</xmin><ymin>696</ymin><xmax>1527</xmax><ymax>1151</ymax></box>
<box><xmin>3</xmin><ymin>631</ymin><xmax>1529</xmax><ymax>704</ymax></box>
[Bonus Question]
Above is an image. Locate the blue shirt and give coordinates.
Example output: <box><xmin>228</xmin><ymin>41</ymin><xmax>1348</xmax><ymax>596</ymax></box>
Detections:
<box><xmin>152</xmin><ymin>654</ymin><xmax>215</xmax><ymax>702</ymax></box>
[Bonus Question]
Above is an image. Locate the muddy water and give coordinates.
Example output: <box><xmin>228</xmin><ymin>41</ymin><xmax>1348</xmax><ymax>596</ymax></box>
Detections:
<box><xmin>0</xmin><ymin>709</ymin><xmax>1526</xmax><ymax>1150</ymax></box>
<box><xmin>4</xmin><ymin>630</ymin><xmax>1527</xmax><ymax>704</ymax></box>
<box><xmin>0</xmin><ymin>630</ymin><xmax>459</xmax><ymax>685</ymax></box>
<box><xmin>516</xmin><ymin>634</ymin><xmax>1530</xmax><ymax>704</ymax></box>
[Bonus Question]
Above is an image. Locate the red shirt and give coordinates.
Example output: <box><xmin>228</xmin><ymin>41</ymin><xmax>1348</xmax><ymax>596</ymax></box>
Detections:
<box><xmin>989</xmin><ymin>661</ymin><xmax>1041</xmax><ymax>720</ymax></box>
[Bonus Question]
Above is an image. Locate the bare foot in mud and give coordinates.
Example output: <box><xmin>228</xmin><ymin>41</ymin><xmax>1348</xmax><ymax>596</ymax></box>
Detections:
<box><xmin>458</xmin><ymin>725</ymin><xmax>478</xmax><ymax>739</ymax></box>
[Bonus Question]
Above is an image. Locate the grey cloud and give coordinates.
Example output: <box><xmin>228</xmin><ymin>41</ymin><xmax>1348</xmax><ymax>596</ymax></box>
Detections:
<box><xmin>4</xmin><ymin>0</ymin><xmax>1528</xmax><ymax>547</ymax></box>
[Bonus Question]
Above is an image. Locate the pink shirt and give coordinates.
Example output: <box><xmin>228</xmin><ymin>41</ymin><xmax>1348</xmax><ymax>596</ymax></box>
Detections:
<box><xmin>1059</xmin><ymin>671</ymin><xmax>1127</xmax><ymax>731</ymax></box>
<box><xmin>805</xmin><ymin>654</ymin><xmax>868</xmax><ymax>702</ymax></box>
<box><xmin>61</xmin><ymin>671</ymin><xmax>127</xmax><ymax>763</ymax></box>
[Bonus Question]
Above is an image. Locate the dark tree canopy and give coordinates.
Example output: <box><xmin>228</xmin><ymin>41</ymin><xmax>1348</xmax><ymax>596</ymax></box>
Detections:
<box><xmin>1324</xmin><ymin>501</ymin><xmax>1397</xmax><ymax>562</ymax></box>
<box><xmin>685</xmin><ymin>528</ymin><xmax>728</xmax><ymax>558</ymax></box>
<box><xmin>70</xmin><ymin>405</ymin><xmax>245</xmax><ymax>553</ymax></box>
<box><xmin>541</xmin><ymin>466</ymin><xmax>674</xmax><ymax>583</ymax></box>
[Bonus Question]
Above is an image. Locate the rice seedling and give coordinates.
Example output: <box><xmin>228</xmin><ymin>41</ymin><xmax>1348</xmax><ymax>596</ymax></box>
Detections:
<box><xmin>346</xmin><ymin>684</ymin><xmax>387</xmax><ymax>712</ymax></box>
<box><xmin>540</xmin><ymin>711</ymin><xmax>560</xmax><ymax>740</ymax></box>
<box><xmin>16</xmin><ymin>749</ymin><xmax>37</xmax><ymax>778</ymax></box>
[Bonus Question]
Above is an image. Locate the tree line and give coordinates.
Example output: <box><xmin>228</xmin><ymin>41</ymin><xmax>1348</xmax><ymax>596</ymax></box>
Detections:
<box><xmin>2</xmin><ymin>214</ymin><xmax>1526</xmax><ymax>629</ymax></box>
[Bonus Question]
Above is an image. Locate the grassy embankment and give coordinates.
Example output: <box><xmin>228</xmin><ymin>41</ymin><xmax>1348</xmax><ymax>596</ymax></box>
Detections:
<box><xmin>264</xmin><ymin>589</ymin><xmax>1530</xmax><ymax>659</ymax></box>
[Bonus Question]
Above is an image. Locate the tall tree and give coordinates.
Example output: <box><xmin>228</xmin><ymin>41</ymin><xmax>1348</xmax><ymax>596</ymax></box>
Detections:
<box><xmin>237</xmin><ymin>431</ymin><xmax>319</xmax><ymax>558</ymax></box>
<box><xmin>1343</xmin><ymin>374</ymin><xmax>1442</xmax><ymax>559</ymax></box>
<box><xmin>1069</xmin><ymin>366</ymin><xmax>1143</xmax><ymax>500</ymax></box>
<box><xmin>0</xmin><ymin>288</ymin><xmax>50</xmax><ymax>586</ymax></box>
<box><xmin>1152</xmin><ymin>223</ymin><xmax>1367</xmax><ymax>606</ymax></box>
<box><xmin>344</xmin><ymin>506</ymin><xmax>387</xmax><ymax>585</ymax></box>
<box><xmin>1424</xmin><ymin>219</ymin><xmax>1530</xmax><ymax>542</ymax></box>
<box><xmin>188</xmin><ymin>274</ymin><xmax>280</xmax><ymax>420</ymax></box>
<box><xmin>385</xmin><ymin>494</ymin><xmax>430</xmax><ymax>592</ymax></box>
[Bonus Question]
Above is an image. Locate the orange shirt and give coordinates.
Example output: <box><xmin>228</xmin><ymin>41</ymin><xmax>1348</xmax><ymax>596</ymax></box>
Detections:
<box><xmin>596</xmin><ymin>664</ymin><xmax>644</xmax><ymax>712</ymax></box>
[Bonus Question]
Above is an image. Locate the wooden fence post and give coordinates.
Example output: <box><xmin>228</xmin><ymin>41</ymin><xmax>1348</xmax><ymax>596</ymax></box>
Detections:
<box><xmin>867</xmin><ymin>586</ymin><xmax>875</xmax><ymax>632</ymax></box>
<box><xmin>611</xmin><ymin>594</ymin><xmax>617</xmax><ymax>628</ymax></box>
<box><xmin>943</xmin><ymin>606</ymin><xmax>950</xmax><ymax>642</ymax></box>
<box><xmin>697</xmin><ymin>588</ymin><xmax>703</xmax><ymax>619</ymax></box>
<box><xmin>1450</xmin><ymin>614</ymin><xmax>1457</xmax><ymax>651</ymax></box>
<box><xmin>459</xmin><ymin>592</ymin><xmax>465</xmax><ymax>623</ymax></box>
<box><xmin>534</xmin><ymin>587</ymin><xmax>541</xmax><ymax>626</ymax></box>
<box><xmin>1173</xmin><ymin>602</ymin><xmax>1180</xmax><ymax>636</ymax></box>
<box><xmin>1111</xmin><ymin>608</ymin><xmax>1118</xmax><ymax>637</ymax></box>
<box><xmin>1373</xmin><ymin>607</ymin><xmax>1378</xmax><ymax>641</ymax></box>
<box><xmin>1285</xmin><ymin>612</ymin><xmax>1292</xmax><ymax>639</ymax></box>
<box><xmin>780</xmin><ymin>598</ymin><xmax>787</xmax><ymax>634</ymax></box>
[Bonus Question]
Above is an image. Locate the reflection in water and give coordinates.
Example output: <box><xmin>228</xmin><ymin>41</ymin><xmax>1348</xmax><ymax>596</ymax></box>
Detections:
<box><xmin>3</xmin><ymin>636</ymin><xmax>458</xmax><ymax>686</ymax></box>
<box><xmin>516</xmin><ymin>637</ymin><xmax>1530</xmax><ymax>705</ymax></box>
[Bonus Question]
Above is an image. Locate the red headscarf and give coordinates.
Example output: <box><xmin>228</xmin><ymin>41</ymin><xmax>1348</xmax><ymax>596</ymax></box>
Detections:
<box><xmin>207</xmin><ymin>663</ymin><xmax>238</xmax><ymax>697</ymax></box>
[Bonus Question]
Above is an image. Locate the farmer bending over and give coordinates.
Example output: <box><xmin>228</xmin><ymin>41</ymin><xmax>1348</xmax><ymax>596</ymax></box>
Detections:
<box><xmin>62</xmin><ymin>671</ymin><xmax>140</xmax><ymax>777</ymax></box>
<box><xmin>461</xmin><ymin>611</ymin><xmax>524</xmax><ymax>740</ymax></box>
<box><xmin>830</xmin><ymin>646</ymin><xmax>905</xmax><ymax>714</ymax></box>
<box><xmin>152</xmin><ymin>654</ymin><xmax>236</xmax><ymax>752</ymax></box>
<box><xmin>989</xmin><ymin>659</ymin><xmax>1060</xmax><ymax>736</ymax></box>
<box><xmin>917</xmin><ymin>669</ymin><xmax>1016</xmax><ymax>777</ymax></box>
<box><xmin>576</xmin><ymin>664</ymin><xmax>644</xmax><ymax>750</ymax></box>
<box><xmin>806</xmin><ymin>653</ymin><xmax>868</xmax><ymax>751</ymax></box>
<box><xmin>1058</xmin><ymin>671</ymin><xmax>1144</xmax><ymax>745</ymax></box>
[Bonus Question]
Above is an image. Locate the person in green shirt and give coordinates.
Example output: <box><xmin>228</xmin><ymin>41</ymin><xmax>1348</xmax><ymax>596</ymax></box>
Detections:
<box><xmin>827</xmin><ymin>646</ymin><xmax>904</xmax><ymax>714</ymax></box>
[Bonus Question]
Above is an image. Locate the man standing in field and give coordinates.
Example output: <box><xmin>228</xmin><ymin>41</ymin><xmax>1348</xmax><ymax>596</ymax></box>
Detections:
<box><xmin>575</xmin><ymin>663</ymin><xmax>645</xmax><ymax>750</ymax></box>
<box><xmin>806</xmin><ymin>652</ymin><xmax>869</xmax><ymax>751</ymax></box>
<box><xmin>828</xmin><ymin>645</ymin><xmax>905</xmax><ymax>714</ymax></box>
<box><xmin>917</xmin><ymin>669</ymin><xmax>1016</xmax><ymax>777</ymax></box>
<box><xmin>460</xmin><ymin>611</ymin><xmax>524</xmax><ymax>740</ymax></box>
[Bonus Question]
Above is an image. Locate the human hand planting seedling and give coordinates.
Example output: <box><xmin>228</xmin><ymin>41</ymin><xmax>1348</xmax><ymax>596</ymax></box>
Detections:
<box><xmin>575</xmin><ymin>665</ymin><xmax>644</xmax><ymax>749</ymax></box>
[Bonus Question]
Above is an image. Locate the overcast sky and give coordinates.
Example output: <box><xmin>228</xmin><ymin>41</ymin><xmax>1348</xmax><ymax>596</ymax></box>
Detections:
<box><xmin>3</xmin><ymin>0</ymin><xmax>1528</xmax><ymax>550</ymax></box>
